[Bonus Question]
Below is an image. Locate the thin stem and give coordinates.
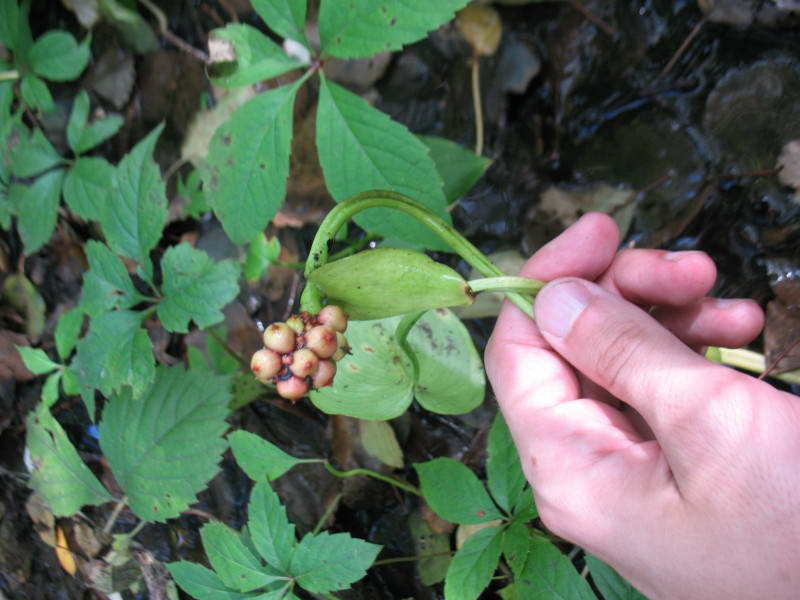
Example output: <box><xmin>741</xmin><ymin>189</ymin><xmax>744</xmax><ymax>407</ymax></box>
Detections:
<box><xmin>103</xmin><ymin>496</ymin><xmax>128</xmax><ymax>534</ymax></box>
<box><xmin>323</xmin><ymin>461</ymin><xmax>422</xmax><ymax>497</ymax></box>
<box><xmin>372</xmin><ymin>550</ymin><xmax>455</xmax><ymax>567</ymax></box>
<box><xmin>207</xmin><ymin>328</ymin><xmax>249</xmax><ymax>370</ymax></box>
<box><xmin>565</xmin><ymin>0</ymin><xmax>618</xmax><ymax>37</ymax></box>
<box><xmin>312</xmin><ymin>492</ymin><xmax>342</xmax><ymax>535</ymax></box>
<box><xmin>301</xmin><ymin>191</ymin><xmax>538</xmax><ymax>317</ymax></box>
<box><xmin>0</xmin><ymin>70</ymin><xmax>19</xmax><ymax>81</ymax></box>
<box><xmin>706</xmin><ymin>347</ymin><xmax>800</xmax><ymax>386</ymax></box>
<box><xmin>468</xmin><ymin>276</ymin><xmax>546</xmax><ymax>296</ymax></box>
<box><xmin>395</xmin><ymin>311</ymin><xmax>426</xmax><ymax>383</ymax></box>
<box><xmin>471</xmin><ymin>55</ymin><xmax>484</xmax><ymax>156</ymax></box>
<box><xmin>277</xmin><ymin>234</ymin><xmax>381</xmax><ymax>269</ymax></box>
<box><xmin>138</xmin><ymin>0</ymin><xmax>209</xmax><ymax>63</ymax></box>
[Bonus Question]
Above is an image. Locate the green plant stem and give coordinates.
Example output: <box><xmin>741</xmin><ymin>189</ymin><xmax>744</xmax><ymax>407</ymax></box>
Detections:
<box><xmin>102</xmin><ymin>496</ymin><xmax>128</xmax><ymax>534</ymax></box>
<box><xmin>471</xmin><ymin>55</ymin><xmax>484</xmax><ymax>156</ymax></box>
<box><xmin>277</xmin><ymin>234</ymin><xmax>381</xmax><ymax>269</ymax></box>
<box><xmin>301</xmin><ymin>190</ymin><xmax>538</xmax><ymax>317</ymax></box>
<box><xmin>312</xmin><ymin>492</ymin><xmax>342</xmax><ymax>535</ymax></box>
<box><xmin>323</xmin><ymin>461</ymin><xmax>422</xmax><ymax>497</ymax></box>
<box><xmin>207</xmin><ymin>328</ymin><xmax>249</xmax><ymax>370</ymax></box>
<box><xmin>0</xmin><ymin>70</ymin><xmax>19</xmax><ymax>81</ymax></box>
<box><xmin>468</xmin><ymin>276</ymin><xmax>546</xmax><ymax>296</ymax></box>
<box><xmin>395</xmin><ymin>311</ymin><xmax>425</xmax><ymax>383</ymax></box>
<box><xmin>372</xmin><ymin>550</ymin><xmax>455</xmax><ymax>566</ymax></box>
<box><xmin>706</xmin><ymin>346</ymin><xmax>800</xmax><ymax>385</ymax></box>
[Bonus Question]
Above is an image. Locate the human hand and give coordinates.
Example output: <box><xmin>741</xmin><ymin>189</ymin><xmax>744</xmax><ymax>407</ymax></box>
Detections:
<box><xmin>485</xmin><ymin>213</ymin><xmax>799</xmax><ymax>599</ymax></box>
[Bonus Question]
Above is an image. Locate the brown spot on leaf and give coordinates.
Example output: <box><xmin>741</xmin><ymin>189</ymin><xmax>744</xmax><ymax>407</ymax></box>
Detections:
<box><xmin>361</xmin><ymin>344</ymin><xmax>375</xmax><ymax>353</ymax></box>
<box><xmin>390</xmin><ymin>17</ymin><xmax>397</xmax><ymax>26</ymax></box>
<box><xmin>347</xmin><ymin>363</ymin><xmax>360</xmax><ymax>372</ymax></box>
<box><xmin>223</xmin><ymin>135</ymin><xmax>231</xmax><ymax>146</ymax></box>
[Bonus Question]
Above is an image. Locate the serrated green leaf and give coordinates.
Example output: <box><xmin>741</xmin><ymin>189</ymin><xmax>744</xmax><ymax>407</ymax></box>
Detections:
<box><xmin>319</xmin><ymin>0</ymin><xmax>470</xmax><ymax>58</ymax></box>
<box><xmin>444</xmin><ymin>525</ymin><xmax>503</xmax><ymax>600</ymax></box>
<box><xmin>80</xmin><ymin>240</ymin><xmax>143</xmax><ymax>317</ymax></box>
<box><xmin>244</xmin><ymin>233</ymin><xmax>280</xmax><ymax>282</ymax></box>
<box><xmin>310</xmin><ymin>309</ymin><xmax>482</xmax><ymax>418</ymax></box>
<box><xmin>201</xmin><ymin>522</ymin><xmax>286</xmax><ymax>592</ymax></box>
<box><xmin>30</xmin><ymin>31</ymin><xmax>91</xmax><ymax>81</ymax></box>
<box><xmin>209</xmin><ymin>24</ymin><xmax>303</xmax><ymax>88</ymax></box>
<box><xmin>502</xmin><ymin>521</ymin><xmax>530</xmax><ymax>578</ymax></box>
<box><xmin>157</xmin><ymin>243</ymin><xmax>240</xmax><ymax>333</ymax></box>
<box><xmin>419</xmin><ymin>135</ymin><xmax>491</xmax><ymax>204</ymax></box>
<box><xmin>204</xmin><ymin>83</ymin><xmax>298</xmax><ymax>245</ymax></box>
<box><xmin>102</xmin><ymin>124</ymin><xmax>167</xmax><ymax>275</ymax></box>
<box><xmin>512</xmin><ymin>491</ymin><xmax>538</xmax><ymax>522</ymax></box>
<box><xmin>20</xmin><ymin>74</ymin><xmax>54</xmax><ymax>112</ymax></box>
<box><xmin>415</xmin><ymin>457</ymin><xmax>502</xmax><ymax>524</ymax></box>
<box><xmin>514</xmin><ymin>537</ymin><xmax>596</xmax><ymax>600</ymax></box>
<box><xmin>253</xmin><ymin>0</ymin><xmax>308</xmax><ymax>46</ymax></box>
<box><xmin>71</xmin><ymin>310</ymin><xmax>155</xmax><ymax>415</ymax></box>
<box><xmin>248</xmin><ymin>480</ymin><xmax>296</xmax><ymax>571</ymax></box>
<box><xmin>585</xmin><ymin>554</ymin><xmax>647</xmax><ymax>600</ymax></box>
<box><xmin>167</xmin><ymin>561</ymin><xmax>267</xmax><ymax>600</ymax></box>
<box><xmin>289</xmin><ymin>531</ymin><xmax>381</xmax><ymax>593</ymax></box>
<box><xmin>67</xmin><ymin>90</ymin><xmax>124</xmax><ymax>154</ymax></box>
<box><xmin>10</xmin><ymin>168</ymin><xmax>65</xmax><ymax>255</ymax></box>
<box><xmin>487</xmin><ymin>412</ymin><xmax>527</xmax><ymax>516</ymax></box>
<box><xmin>10</xmin><ymin>127</ymin><xmax>62</xmax><ymax>177</ymax></box>
<box><xmin>409</xmin><ymin>508</ymin><xmax>451</xmax><ymax>585</ymax></box>
<box><xmin>229</xmin><ymin>430</ymin><xmax>312</xmax><ymax>483</ymax></box>
<box><xmin>99</xmin><ymin>366</ymin><xmax>230</xmax><ymax>522</ymax></box>
<box><xmin>16</xmin><ymin>346</ymin><xmax>59</xmax><ymax>375</ymax></box>
<box><xmin>66</xmin><ymin>90</ymin><xmax>90</xmax><ymax>151</ymax></box>
<box><xmin>55</xmin><ymin>306</ymin><xmax>84</xmax><ymax>360</ymax></box>
<box><xmin>26</xmin><ymin>402</ymin><xmax>114</xmax><ymax>515</ymax></box>
<box><xmin>63</xmin><ymin>156</ymin><xmax>115</xmax><ymax>220</ymax></box>
<box><xmin>230</xmin><ymin>373</ymin><xmax>265</xmax><ymax>411</ymax></box>
<box><xmin>41</xmin><ymin>371</ymin><xmax>62</xmax><ymax>408</ymax></box>
<box><xmin>316</xmin><ymin>76</ymin><xmax>451</xmax><ymax>250</ymax></box>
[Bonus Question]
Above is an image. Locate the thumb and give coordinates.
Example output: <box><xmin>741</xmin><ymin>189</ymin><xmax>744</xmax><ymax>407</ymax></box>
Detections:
<box><xmin>533</xmin><ymin>278</ymin><xmax>733</xmax><ymax>470</ymax></box>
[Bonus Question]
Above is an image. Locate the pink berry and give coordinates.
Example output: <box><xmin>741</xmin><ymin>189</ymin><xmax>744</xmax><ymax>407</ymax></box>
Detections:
<box><xmin>250</xmin><ymin>349</ymin><xmax>282</xmax><ymax>382</ymax></box>
<box><xmin>263</xmin><ymin>322</ymin><xmax>296</xmax><ymax>354</ymax></box>
<box><xmin>305</xmin><ymin>326</ymin><xmax>338</xmax><ymax>359</ymax></box>
<box><xmin>311</xmin><ymin>360</ymin><xmax>336</xmax><ymax>389</ymax></box>
<box><xmin>276</xmin><ymin>376</ymin><xmax>308</xmax><ymax>401</ymax></box>
<box><xmin>289</xmin><ymin>348</ymin><xmax>319</xmax><ymax>378</ymax></box>
<box><xmin>317</xmin><ymin>305</ymin><xmax>348</xmax><ymax>333</ymax></box>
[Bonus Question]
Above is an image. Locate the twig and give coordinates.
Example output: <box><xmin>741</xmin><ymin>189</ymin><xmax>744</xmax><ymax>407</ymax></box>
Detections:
<box><xmin>471</xmin><ymin>55</ymin><xmax>484</xmax><ymax>156</ymax></box>
<box><xmin>722</xmin><ymin>166</ymin><xmax>782</xmax><ymax>180</ymax></box>
<box><xmin>207</xmin><ymin>327</ymin><xmax>250</xmax><ymax>370</ymax></box>
<box><xmin>372</xmin><ymin>550</ymin><xmax>455</xmax><ymax>567</ymax></box>
<box><xmin>138</xmin><ymin>0</ymin><xmax>209</xmax><ymax>63</ymax></box>
<box><xmin>658</xmin><ymin>16</ymin><xmax>707</xmax><ymax>79</ymax></box>
<box><xmin>565</xmin><ymin>0</ymin><xmax>618</xmax><ymax>37</ymax></box>
<box><xmin>759</xmin><ymin>336</ymin><xmax>800</xmax><ymax>381</ymax></box>
<box><xmin>103</xmin><ymin>496</ymin><xmax>128</xmax><ymax>534</ymax></box>
<box><xmin>312</xmin><ymin>493</ymin><xmax>341</xmax><ymax>535</ymax></box>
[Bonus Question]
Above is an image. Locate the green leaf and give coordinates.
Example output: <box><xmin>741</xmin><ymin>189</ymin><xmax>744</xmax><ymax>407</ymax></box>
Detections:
<box><xmin>310</xmin><ymin>309</ymin><xmax>483</xmax><ymax>418</ymax></box>
<box><xmin>444</xmin><ymin>526</ymin><xmax>503</xmax><ymax>600</ymax></box>
<box><xmin>10</xmin><ymin>168</ymin><xmax>65</xmax><ymax>255</ymax></box>
<box><xmin>67</xmin><ymin>91</ymin><xmax>124</xmax><ymax>155</ymax></box>
<box><xmin>512</xmin><ymin>491</ymin><xmax>538</xmax><ymax>522</ymax></box>
<box><xmin>289</xmin><ymin>531</ymin><xmax>381</xmax><ymax>593</ymax></box>
<box><xmin>585</xmin><ymin>554</ymin><xmax>648</xmax><ymax>600</ymax></box>
<box><xmin>207</xmin><ymin>326</ymin><xmax>240</xmax><ymax>375</ymax></box>
<box><xmin>502</xmin><ymin>521</ymin><xmax>530</xmax><ymax>578</ymax></box>
<box><xmin>358</xmin><ymin>419</ymin><xmax>403</xmax><ymax>468</ymax></box>
<box><xmin>415</xmin><ymin>457</ymin><xmax>503</xmax><ymax>524</ymax></box>
<box><xmin>26</xmin><ymin>402</ymin><xmax>114</xmax><ymax>516</ymax></box>
<box><xmin>178</xmin><ymin>169</ymin><xmax>209</xmax><ymax>219</ymax></box>
<box><xmin>20</xmin><ymin>74</ymin><xmax>54</xmax><ymax>112</ymax></box>
<box><xmin>55</xmin><ymin>306</ymin><xmax>84</xmax><ymax>360</ymax></box>
<box><xmin>99</xmin><ymin>366</ymin><xmax>230</xmax><ymax>522</ymax></box>
<box><xmin>0</xmin><ymin>0</ymin><xmax>32</xmax><ymax>54</ymax></box>
<box><xmin>16</xmin><ymin>346</ymin><xmax>59</xmax><ymax>375</ymax></box>
<box><xmin>63</xmin><ymin>157</ymin><xmax>115</xmax><ymax>220</ymax></box>
<box><xmin>41</xmin><ymin>371</ymin><xmax>62</xmax><ymax>409</ymax></box>
<box><xmin>201</xmin><ymin>522</ymin><xmax>285</xmax><ymax>592</ymax></box>
<box><xmin>80</xmin><ymin>240</ymin><xmax>143</xmax><ymax>317</ymax></box>
<box><xmin>419</xmin><ymin>135</ymin><xmax>491</xmax><ymax>204</ymax></box>
<box><xmin>71</xmin><ymin>310</ymin><xmax>155</xmax><ymax>414</ymax></box>
<box><xmin>29</xmin><ymin>31</ymin><xmax>91</xmax><ymax>81</ymax></box>
<box><xmin>244</xmin><ymin>233</ymin><xmax>280</xmax><ymax>282</ymax></box>
<box><xmin>157</xmin><ymin>243</ymin><xmax>241</xmax><ymax>333</ymax></box>
<box><xmin>409</xmin><ymin>508</ymin><xmax>451</xmax><ymax>585</ymax></box>
<box><xmin>319</xmin><ymin>0</ymin><xmax>470</xmax><ymax>58</ymax></box>
<box><xmin>316</xmin><ymin>76</ymin><xmax>451</xmax><ymax>250</ymax></box>
<box><xmin>209</xmin><ymin>24</ymin><xmax>304</xmax><ymax>89</ymax></box>
<box><xmin>229</xmin><ymin>430</ymin><xmax>312</xmax><ymax>483</ymax></box>
<box><xmin>514</xmin><ymin>537</ymin><xmax>596</xmax><ymax>600</ymax></box>
<box><xmin>101</xmin><ymin>124</ymin><xmax>167</xmax><ymax>274</ymax></box>
<box><xmin>96</xmin><ymin>0</ymin><xmax>158</xmax><ymax>54</ymax></box>
<box><xmin>487</xmin><ymin>412</ymin><xmax>527</xmax><ymax>516</ymax></box>
<box><xmin>248</xmin><ymin>480</ymin><xmax>296</xmax><ymax>571</ymax></box>
<box><xmin>252</xmin><ymin>0</ymin><xmax>308</xmax><ymax>46</ymax></box>
<box><xmin>167</xmin><ymin>561</ymin><xmax>267</xmax><ymax>600</ymax></box>
<box><xmin>10</xmin><ymin>128</ymin><xmax>62</xmax><ymax>177</ymax></box>
<box><xmin>203</xmin><ymin>83</ymin><xmax>298</xmax><ymax>245</ymax></box>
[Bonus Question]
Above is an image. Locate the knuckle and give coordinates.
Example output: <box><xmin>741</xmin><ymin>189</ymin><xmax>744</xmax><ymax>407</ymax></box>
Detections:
<box><xmin>592</xmin><ymin>322</ymin><xmax>648</xmax><ymax>392</ymax></box>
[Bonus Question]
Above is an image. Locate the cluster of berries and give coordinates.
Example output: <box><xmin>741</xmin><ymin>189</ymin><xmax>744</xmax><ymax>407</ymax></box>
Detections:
<box><xmin>250</xmin><ymin>305</ymin><xmax>350</xmax><ymax>401</ymax></box>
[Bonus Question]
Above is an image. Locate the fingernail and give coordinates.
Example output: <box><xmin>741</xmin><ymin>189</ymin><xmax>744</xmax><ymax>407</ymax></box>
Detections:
<box><xmin>535</xmin><ymin>280</ymin><xmax>593</xmax><ymax>338</ymax></box>
<box><xmin>715</xmin><ymin>298</ymin><xmax>745</xmax><ymax>309</ymax></box>
<box><xmin>664</xmin><ymin>250</ymin><xmax>703</xmax><ymax>262</ymax></box>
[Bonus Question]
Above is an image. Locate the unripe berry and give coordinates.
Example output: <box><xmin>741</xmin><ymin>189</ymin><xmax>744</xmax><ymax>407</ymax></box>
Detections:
<box><xmin>289</xmin><ymin>348</ymin><xmax>319</xmax><ymax>378</ymax></box>
<box><xmin>286</xmin><ymin>315</ymin><xmax>305</xmax><ymax>335</ymax></box>
<box><xmin>263</xmin><ymin>322</ymin><xmax>296</xmax><ymax>354</ymax></box>
<box><xmin>276</xmin><ymin>376</ymin><xmax>308</xmax><ymax>401</ymax></box>
<box><xmin>305</xmin><ymin>325</ymin><xmax>338</xmax><ymax>359</ymax></box>
<box><xmin>317</xmin><ymin>305</ymin><xmax>348</xmax><ymax>333</ymax></box>
<box><xmin>312</xmin><ymin>360</ymin><xmax>336</xmax><ymax>388</ymax></box>
<box><xmin>333</xmin><ymin>332</ymin><xmax>351</xmax><ymax>362</ymax></box>
<box><xmin>250</xmin><ymin>348</ymin><xmax>282</xmax><ymax>382</ymax></box>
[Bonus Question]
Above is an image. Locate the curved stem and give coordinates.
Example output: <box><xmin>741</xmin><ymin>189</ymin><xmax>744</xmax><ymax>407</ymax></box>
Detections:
<box><xmin>468</xmin><ymin>276</ymin><xmax>546</xmax><ymax>296</ymax></box>
<box><xmin>302</xmin><ymin>191</ymin><xmax>538</xmax><ymax>317</ymax></box>
<box><xmin>395</xmin><ymin>311</ymin><xmax>426</xmax><ymax>383</ymax></box>
<box><xmin>471</xmin><ymin>54</ymin><xmax>484</xmax><ymax>156</ymax></box>
<box><xmin>323</xmin><ymin>461</ymin><xmax>422</xmax><ymax>497</ymax></box>
<box><xmin>706</xmin><ymin>346</ymin><xmax>800</xmax><ymax>386</ymax></box>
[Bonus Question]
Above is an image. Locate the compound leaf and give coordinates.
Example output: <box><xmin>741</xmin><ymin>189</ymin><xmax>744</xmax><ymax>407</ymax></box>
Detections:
<box><xmin>203</xmin><ymin>83</ymin><xmax>298</xmax><ymax>245</ymax></box>
<box><xmin>229</xmin><ymin>430</ymin><xmax>311</xmax><ymax>483</ymax></box>
<box><xmin>26</xmin><ymin>402</ymin><xmax>113</xmax><ymax>516</ymax></box>
<box><xmin>10</xmin><ymin>127</ymin><xmax>62</xmax><ymax>177</ymax></box>
<box><xmin>316</xmin><ymin>76</ymin><xmax>450</xmax><ymax>250</ymax></box>
<box><xmin>487</xmin><ymin>412</ymin><xmax>527</xmax><ymax>516</ymax></box>
<box><xmin>55</xmin><ymin>306</ymin><xmax>84</xmax><ymax>361</ymax></box>
<box><xmin>167</xmin><ymin>561</ymin><xmax>267</xmax><ymax>600</ymax></box>
<box><xmin>20</xmin><ymin>74</ymin><xmax>53</xmax><ymax>112</ymax></box>
<box><xmin>420</xmin><ymin>135</ymin><xmax>491</xmax><ymax>204</ymax></box>
<box><xmin>10</xmin><ymin>168</ymin><xmax>65</xmax><ymax>255</ymax></box>
<box><xmin>157</xmin><ymin>243</ymin><xmax>240</xmax><ymax>333</ymax></box>
<box><xmin>415</xmin><ymin>457</ymin><xmax>503</xmax><ymax>524</ymax></box>
<box><xmin>444</xmin><ymin>526</ymin><xmax>503</xmax><ymax>600</ymax></box>
<box><xmin>29</xmin><ymin>31</ymin><xmax>91</xmax><ymax>81</ymax></box>
<box><xmin>289</xmin><ymin>531</ymin><xmax>381</xmax><ymax>593</ymax></box>
<box><xmin>244</xmin><ymin>233</ymin><xmax>279</xmax><ymax>282</ymax></box>
<box><xmin>63</xmin><ymin>156</ymin><xmax>115</xmax><ymax>220</ymax></box>
<box><xmin>252</xmin><ymin>0</ymin><xmax>308</xmax><ymax>46</ymax></box>
<box><xmin>101</xmin><ymin>124</ymin><xmax>167</xmax><ymax>275</ymax></box>
<box><xmin>248</xmin><ymin>480</ymin><xmax>296</xmax><ymax>571</ymax></box>
<box><xmin>319</xmin><ymin>0</ymin><xmax>470</xmax><ymax>58</ymax></box>
<box><xmin>80</xmin><ymin>240</ymin><xmax>142</xmax><ymax>317</ymax></box>
<box><xmin>585</xmin><ymin>554</ymin><xmax>647</xmax><ymax>600</ymax></box>
<box><xmin>99</xmin><ymin>366</ymin><xmax>230</xmax><ymax>522</ymax></box>
<box><xmin>502</xmin><ymin>521</ymin><xmax>530</xmax><ymax>578</ymax></box>
<box><xmin>514</xmin><ymin>537</ymin><xmax>596</xmax><ymax>600</ymax></box>
<box><xmin>17</xmin><ymin>346</ymin><xmax>59</xmax><ymax>375</ymax></box>
<box><xmin>67</xmin><ymin>90</ymin><xmax>123</xmax><ymax>155</ymax></box>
